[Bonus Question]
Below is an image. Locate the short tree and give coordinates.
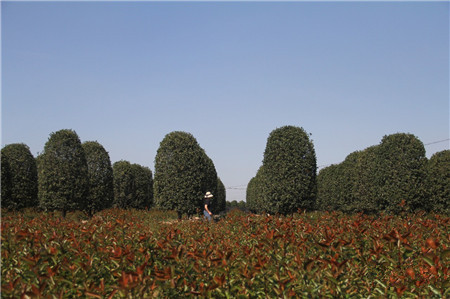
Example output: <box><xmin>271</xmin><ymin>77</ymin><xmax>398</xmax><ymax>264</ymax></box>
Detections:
<box><xmin>1</xmin><ymin>143</ymin><xmax>38</xmax><ymax>210</ymax></box>
<box><xmin>82</xmin><ymin>141</ymin><xmax>114</xmax><ymax>215</ymax></box>
<box><xmin>154</xmin><ymin>131</ymin><xmax>217</xmax><ymax>218</ymax></box>
<box><xmin>261</xmin><ymin>126</ymin><xmax>317</xmax><ymax>214</ymax></box>
<box><xmin>38</xmin><ymin>129</ymin><xmax>88</xmax><ymax>216</ymax></box>
<box><xmin>427</xmin><ymin>150</ymin><xmax>449</xmax><ymax>215</ymax></box>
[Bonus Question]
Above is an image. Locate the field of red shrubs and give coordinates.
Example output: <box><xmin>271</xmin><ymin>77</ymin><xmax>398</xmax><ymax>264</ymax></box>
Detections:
<box><xmin>1</xmin><ymin>208</ymin><xmax>449</xmax><ymax>298</ymax></box>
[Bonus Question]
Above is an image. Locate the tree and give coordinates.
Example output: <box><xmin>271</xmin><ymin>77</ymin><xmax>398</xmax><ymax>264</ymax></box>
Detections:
<box><xmin>1</xmin><ymin>143</ymin><xmax>38</xmax><ymax>210</ymax></box>
<box><xmin>131</xmin><ymin>164</ymin><xmax>153</xmax><ymax>209</ymax></box>
<box><xmin>154</xmin><ymin>131</ymin><xmax>217</xmax><ymax>218</ymax></box>
<box><xmin>212</xmin><ymin>177</ymin><xmax>226</xmax><ymax>214</ymax></box>
<box><xmin>375</xmin><ymin>133</ymin><xmax>427</xmax><ymax>213</ymax></box>
<box><xmin>38</xmin><ymin>129</ymin><xmax>88</xmax><ymax>216</ymax></box>
<box><xmin>113</xmin><ymin>160</ymin><xmax>135</xmax><ymax>209</ymax></box>
<box><xmin>426</xmin><ymin>150</ymin><xmax>449</xmax><ymax>215</ymax></box>
<box><xmin>246</xmin><ymin>166</ymin><xmax>265</xmax><ymax>213</ymax></box>
<box><xmin>82</xmin><ymin>141</ymin><xmax>114</xmax><ymax>215</ymax></box>
<box><xmin>260</xmin><ymin>126</ymin><xmax>317</xmax><ymax>214</ymax></box>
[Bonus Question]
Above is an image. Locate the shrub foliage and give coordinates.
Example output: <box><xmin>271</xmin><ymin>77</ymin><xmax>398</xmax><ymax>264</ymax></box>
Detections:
<box><xmin>1</xmin><ymin>143</ymin><xmax>38</xmax><ymax>210</ymax></box>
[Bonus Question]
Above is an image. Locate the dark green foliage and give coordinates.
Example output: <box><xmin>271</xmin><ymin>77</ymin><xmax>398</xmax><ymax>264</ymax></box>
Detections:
<box><xmin>154</xmin><ymin>131</ymin><xmax>218</xmax><ymax>217</ymax></box>
<box><xmin>260</xmin><ymin>126</ymin><xmax>317</xmax><ymax>214</ymax></box>
<box><xmin>246</xmin><ymin>166</ymin><xmax>265</xmax><ymax>213</ymax></box>
<box><xmin>1</xmin><ymin>154</ymin><xmax>12</xmax><ymax>207</ymax></box>
<box><xmin>352</xmin><ymin>146</ymin><xmax>379</xmax><ymax>214</ymax></box>
<box><xmin>113</xmin><ymin>160</ymin><xmax>135</xmax><ymax>209</ymax></box>
<box><xmin>427</xmin><ymin>150</ymin><xmax>450</xmax><ymax>215</ymax></box>
<box><xmin>82</xmin><ymin>141</ymin><xmax>114</xmax><ymax>214</ymax></box>
<box><xmin>317</xmin><ymin>133</ymin><xmax>429</xmax><ymax>214</ymax></box>
<box><xmin>316</xmin><ymin>164</ymin><xmax>341</xmax><ymax>212</ymax></box>
<box><xmin>212</xmin><ymin>177</ymin><xmax>226</xmax><ymax>214</ymax></box>
<box><xmin>131</xmin><ymin>164</ymin><xmax>153</xmax><ymax>209</ymax></box>
<box><xmin>1</xmin><ymin>143</ymin><xmax>38</xmax><ymax>210</ymax></box>
<box><xmin>38</xmin><ymin>129</ymin><xmax>89</xmax><ymax>215</ymax></box>
<box><xmin>375</xmin><ymin>133</ymin><xmax>427</xmax><ymax>213</ymax></box>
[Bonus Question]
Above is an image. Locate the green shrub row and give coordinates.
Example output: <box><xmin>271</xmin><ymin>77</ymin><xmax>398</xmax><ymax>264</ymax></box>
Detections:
<box><xmin>316</xmin><ymin>133</ymin><xmax>449</xmax><ymax>215</ymax></box>
<box><xmin>2</xmin><ymin>129</ymin><xmax>226</xmax><ymax>217</ymax></box>
<box><xmin>246</xmin><ymin>126</ymin><xmax>317</xmax><ymax>215</ymax></box>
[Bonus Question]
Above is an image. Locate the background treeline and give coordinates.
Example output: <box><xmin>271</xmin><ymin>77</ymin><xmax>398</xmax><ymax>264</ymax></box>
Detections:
<box><xmin>247</xmin><ymin>127</ymin><xmax>448</xmax><ymax>216</ymax></box>
<box><xmin>316</xmin><ymin>133</ymin><xmax>449</xmax><ymax>215</ymax></box>
<box><xmin>1</xmin><ymin>129</ymin><xmax>226</xmax><ymax>217</ymax></box>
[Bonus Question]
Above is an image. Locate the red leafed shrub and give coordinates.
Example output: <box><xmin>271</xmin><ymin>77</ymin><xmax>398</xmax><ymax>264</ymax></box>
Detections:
<box><xmin>1</xmin><ymin>208</ymin><xmax>449</xmax><ymax>298</ymax></box>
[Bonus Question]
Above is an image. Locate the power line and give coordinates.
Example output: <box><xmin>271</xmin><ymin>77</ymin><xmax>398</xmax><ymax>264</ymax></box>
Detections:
<box><xmin>424</xmin><ymin>138</ymin><xmax>450</xmax><ymax>146</ymax></box>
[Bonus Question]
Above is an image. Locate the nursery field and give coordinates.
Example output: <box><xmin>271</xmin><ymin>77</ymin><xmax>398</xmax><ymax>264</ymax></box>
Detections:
<box><xmin>1</xmin><ymin>208</ymin><xmax>449</xmax><ymax>298</ymax></box>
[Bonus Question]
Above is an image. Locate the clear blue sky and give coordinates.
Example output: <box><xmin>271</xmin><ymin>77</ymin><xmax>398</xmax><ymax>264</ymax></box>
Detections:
<box><xmin>2</xmin><ymin>1</ymin><xmax>449</xmax><ymax>202</ymax></box>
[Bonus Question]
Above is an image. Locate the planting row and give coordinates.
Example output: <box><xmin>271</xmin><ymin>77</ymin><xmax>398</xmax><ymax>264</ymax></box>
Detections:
<box><xmin>2</xmin><ymin>209</ymin><xmax>449</xmax><ymax>297</ymax></box>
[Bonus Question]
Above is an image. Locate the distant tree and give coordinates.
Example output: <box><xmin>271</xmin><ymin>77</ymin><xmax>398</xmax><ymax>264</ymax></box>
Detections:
<box><xmin>352</xmin><ymin>146</ymin><xmax>379</xmax><ymax>214</ymax></box>
<box><xmin>113</xmin><ymin>160</ymin><xmax>135</xmax><ymax>209</ymax></box>
<box><xmin>154</xmin><ymin>131</ymin><xmax>217</xmax><ymax>218</ymax></box>
<box><xmin>246</xmin><ymin>166</ymin><xmax>265</xmax><ymax>213</ymax></box>
<box><xmin>38</xmin><ymin>129</ymin><xmax>88</xmax><ymax>217</ymax></box>
<box><xmin>1</xmin><ymin>143</ymin><xmax>38</xmax><ymax>210</ymax></box>
<box><xmin>131</xmin><ymin>163</ymin><xmax>153</xmax><ymax>209</ymax></box>
<box><xmin>261</xmin><ymin>126</ymin><xmax>317</xmax><ymax>214</ymax></box>
<box><xmin>82</xmin><ymin>141</ymin><xmax>114</xmax><ymax>215</ymax></box>
<box><xmin>426</xmin><ymin>150</ymin><xmax>449</xmax><ymax>215</ymax></box>
<box><xmin>209</xmin><ymin>177</ymin><xmax>225</xmax><ymax>214</ymax></box>
<box><xmin>316</xmin><ymin>164</ymin><xmax>340</xmax><ymax>212</ymax></box>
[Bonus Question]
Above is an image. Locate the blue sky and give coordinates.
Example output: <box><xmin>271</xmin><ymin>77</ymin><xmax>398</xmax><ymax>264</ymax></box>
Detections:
<box><xmin>2</xmin><ymin>2</ymin><xmax>449</xmax><ymax>201</ymax></box>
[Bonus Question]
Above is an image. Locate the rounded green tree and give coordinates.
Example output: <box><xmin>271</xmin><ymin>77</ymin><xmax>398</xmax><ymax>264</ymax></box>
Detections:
<box><xmin>1</xmin><ymin>143</ymin><xmax>38</xmax><ymax>210</ymax></box>
<box><xmin>38</xmin><ymin>129</ymin><xmax>88</xmax><ymax>216</ymax></box>
<box><xmin>154</xmin><ymin>131</ymin><xmax>217</xmax><ymax>218</ymax></box>
<box><xmin>82</xmin><ymin>141</ymin><xmax>114</xmax><ymax>215</ymax></box>
<box><xmin>261</xmin><ymin>126</ymin><xmax>317</xmax><ymax>214</ymax></box>
<box><xmin>375</xmin><ymin>133</ymin><xmax>427</xmax><ymax>213</ymax></box>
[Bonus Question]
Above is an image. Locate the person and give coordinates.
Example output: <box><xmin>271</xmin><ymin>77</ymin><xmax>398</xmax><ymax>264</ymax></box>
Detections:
<box><xmin>203</xmin><ymin>191</ymin><xmax>213</xmax><ymax>221</ymax></box>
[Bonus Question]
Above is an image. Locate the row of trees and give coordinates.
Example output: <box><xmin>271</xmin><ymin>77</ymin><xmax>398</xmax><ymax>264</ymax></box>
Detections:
<box><xmin>316</xmin><ymin>133</ymin><xmax>449</xmax><ymax>215</ymax></box>
<box><xmin>246</xmin><ymin>126</ymin><xmax>317</xmax><ymax>215</ymax></box>
<box><xmin>2</xmin><ymin>129</ymin><xmax>227</xmax><ymax>217</ymax></box>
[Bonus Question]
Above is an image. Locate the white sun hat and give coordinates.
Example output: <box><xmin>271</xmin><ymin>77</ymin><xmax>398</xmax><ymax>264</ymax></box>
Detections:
<box><xmin>204</xmin><ymin>191</ymin><xmax>214</xmax><ymax>198</ymax></box>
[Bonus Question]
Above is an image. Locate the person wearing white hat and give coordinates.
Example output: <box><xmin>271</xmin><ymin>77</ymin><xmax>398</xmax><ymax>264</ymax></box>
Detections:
<box><xmin>203</xmin><ymin>191</ymin><xmax>213</xmax><ymax>221</ymax></box>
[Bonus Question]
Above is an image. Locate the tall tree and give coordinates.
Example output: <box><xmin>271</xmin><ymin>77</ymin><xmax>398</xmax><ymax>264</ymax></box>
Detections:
<box><xmin>154</xmin><ymin>131</ymin><xmax>217</xmax><ymax>218</ymax></box>
<box><xmin>261</xmin><ymin>126</ymin><xmax>317</xmax><ymax>214</ymax></box>
<box><xmin>82</xmin><ymin>141</ymin><xmax>114</xmax><ymax>215</ymax></box>
<box><xmin>38</xmin><ymin>129</ymin><xmax>88</xmax><ymax>216</ymax></box>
